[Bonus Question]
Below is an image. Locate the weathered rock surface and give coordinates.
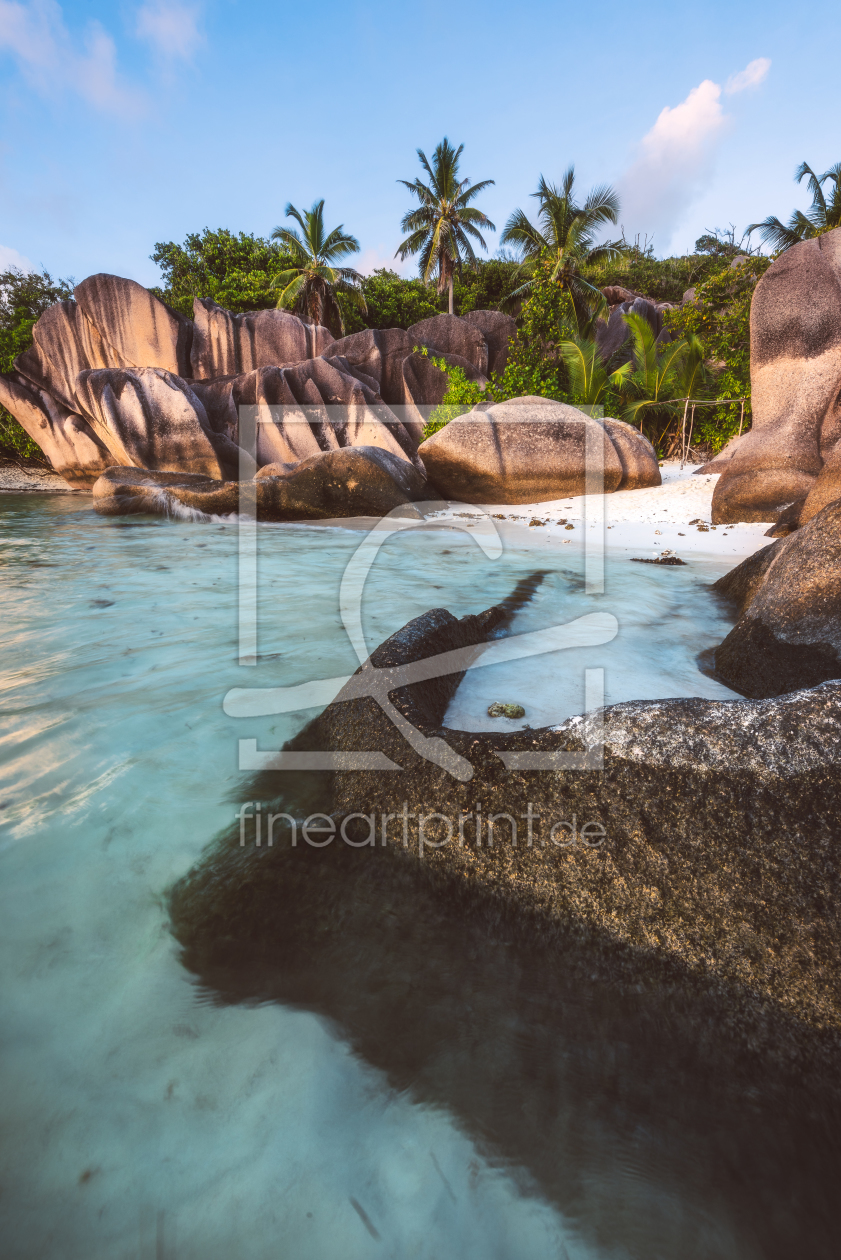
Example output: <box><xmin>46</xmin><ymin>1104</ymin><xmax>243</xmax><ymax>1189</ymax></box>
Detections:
<box><xmin>324</xmin><ymin>328</ymin><xmax>413</xmax><ymax>407</ymax></box>
<box><xmin>13</xmin><ymin>299</ymin><xmax>122</xmax><ymax>413</ymax></box>
<box><xmin>0</xmin><ymin>274</ymin><xmax>516</xmax><ymax>500</ymax></box>
<box><xmin>712</xmin><ymin>228</ymin><xmax>841</xmax><ymax>523</ymax></box>
<box><xmin>174</xmin><ymin>597</ymin><xmax>841</xmax><ymax>1057</ymax></box>
<box><xmin>713</xmin><ymin>498</ymin><xmax>841</xmax><ymax>696</ymax></box>
<box><xmin>401</xmin><ymin>349</ymin><xmax>489</xmax><ymax>433</ymax></box>
<box><xmin>602</xmin><ymin>418</ymin><xmax>661</xmax><ymax>490</ymax></box>
<box><xmin>191</xmin><ymin>356</ymin><xmax>424</xmax><ymax>473</ymax></box>
<box><xmin>92</xmin><ymin>445</ymin><xmax>429</xmax><ymax>520</ymax></box>
<box><xmin>74</xmin><ymin>273</ymin><xmax>193</xmax><ymax>377</ymax></box>
<box><xmin>0</xmin><ymin>370</ymin><xmax>111</xmax><ymax>486</ymax></box>
<box><xmin>407</xmin><ymin>313</ymin><xmax>489</xmax><ymax>376</ymax></box>
<box><xmin>798</xmin><ymin>437</ymin><xmax>841</xmax><ymax>524</ymax></box>
<box><xmin>419</xmin><ymin>398</ymin><xmax>625</xmax><ymax>502</ymax></box>
<box><xmin>463</xmin><ymin>310</ymin><xmax>517</xmax><ymax>375</ymax></box>
<box><xmin>75</xmin><ymin>368</ymin><xmax>227</xmax><ymax>478</ymax></box>
<box><xmin>190</xmin><ymin>298</ymin><xmax>334</xmax><ymax>379</ymax></box>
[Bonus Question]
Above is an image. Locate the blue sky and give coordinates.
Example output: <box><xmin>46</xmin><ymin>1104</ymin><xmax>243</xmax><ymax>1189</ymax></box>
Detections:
<box><xmin>1</xmin><ymin>0</ymin><xmax>839</xmax><ymax>288</ymax></box>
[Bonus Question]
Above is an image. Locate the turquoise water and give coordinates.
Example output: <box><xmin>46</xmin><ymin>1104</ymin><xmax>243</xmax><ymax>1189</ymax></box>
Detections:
<box><xmin>0</xmin><ymin>493</ymin><xmax>835</xmax><ymax>1260</ymax></box>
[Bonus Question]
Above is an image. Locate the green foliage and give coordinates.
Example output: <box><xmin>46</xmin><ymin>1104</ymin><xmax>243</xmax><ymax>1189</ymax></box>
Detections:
<box><xmin>586</xmin><ymin>241</ymin><xmax>724</xmax><ymax>303</ymax></box>
<box><xmin>0</xmin><ymin>267</ymin><xmax>73</xmax><ymax>461</ymax></box>
<box><xmin>150</xmin><ymin>227</ymin><xmax>295</xmax><ymax>317</ymax></box>
<box><xmin>664</xmin><ymin>256</ymin><xmax>771</xmax><ymax>450</ymax></box>
<box><xmin>621</xmin><ymin>312</ymin><xmax>709</xmax><ymax>441</ymax></box>
<box><xmin>747</xmin><ymin>160</ymin><xmax>841</xmax><ymax>253</ymax></box>
<box><xmin>396</xmin><ymin>137</ymin><xmax>495</xmax><ymax>312</ymax></box>
<box><xmin>558</xmin><ymin>335</ymin><xmax>631</xmax><ymax>408</ymax></box>
<box><xmin>355</xmin><ymin>269</ymin><xmax>441</xmax><ymax>330</ymax></box>
<box><xmin>271</xmin><ymin>200</ymin><xmax>365</xmax><ymax>337</ymax></box>
<box><xmin>424</xmin><ymin>263</ymin><xmax>572</xmax><ymax>435</ymax></box>
<box><xmin>500</xmin><ymin>166</ymin><xmax>622</xmax><ymax>319</ymax></box>
<box><xmin>451</xmin><ymin>257</ymin><xmax>523</xmax><ymax>314</ymax></box>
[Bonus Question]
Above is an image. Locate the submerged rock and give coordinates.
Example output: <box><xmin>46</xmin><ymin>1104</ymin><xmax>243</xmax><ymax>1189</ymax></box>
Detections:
<box><xmin>171</xmin><ymin>592</ymin><xmax>841</xmax><ymax>1067</ymax></box>
<box><xmin>487</xmin><ymin>702</ymin><xmax>526</xmax><ymax>718</ymax></box>
<box><xmin>91</xmin><ymin>444</ymin><xmax>430</xmax><ymax>520</ymax></box>
<box><xmin>713</xmin><ymin>497</ymin><xmax>841</xmax><ymax>696</ymax></box>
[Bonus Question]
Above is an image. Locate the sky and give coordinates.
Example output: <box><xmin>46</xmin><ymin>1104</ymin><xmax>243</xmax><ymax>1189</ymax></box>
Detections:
<box><xmin>0</xmin><ymin>0</ymin><xmax>839</xmax><ymax>289</ymax></box>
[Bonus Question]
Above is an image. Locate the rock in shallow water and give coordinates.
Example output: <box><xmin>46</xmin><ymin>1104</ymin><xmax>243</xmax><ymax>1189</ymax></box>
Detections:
<box><xmin>91</xmin><ymin>444</ymin><xmax>430</xmax><ymax>520</ymax></box>
<box><xmin>172</xmin><ymin>592</ymin><xmax>841</xmax><ymax>1063</ymax></box>
<box><xmin>713</xmin><ymin>496</ymin><xmax>841</xmax><ymax>696</ymax></box>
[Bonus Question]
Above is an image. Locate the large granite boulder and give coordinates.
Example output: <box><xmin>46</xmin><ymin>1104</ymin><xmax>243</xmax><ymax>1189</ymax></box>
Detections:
<box><xmin>713</xmin><ymin>497</ymin><xmax>841</xmax><ymax>697</ymax></box>
<box><xmin>323</xmin><ymin>328</ymin><xmax>413</xmax><ymax>407</ymax></box>
<box><xmin>407</xmin><ymin>313</ymin><xmax>489</xmax><ymax>376</ymax></box>
<box><xmin>189</xmin><ymin>298</ymin><xmax>333</xmax><ymax>379</ymax></box>
<box><xmin>173</xmin><ymin>597</ymin><xmax>841</xmax><ymax>1062</ymax></box>
<box><xmin>91</xmin><ymin>445</ymin><xmax>429</xmax><ymax>520</ymax></box>
<box><xmin>74</xmin><ymin>273</ymin><xmax>193</xmax><ymax>377</ymax></box>
<box><xmin>463</xmin><ymin>309</ymin><xmax>517</xmax><ymax>375</ymax></box>
<box><xmin>602</xmin><ymin>418</ymin><xmax>661</xmax><ymax>490</ymax></box>
<box><xmin>0</xmin><ymin>369</ymin><xmax>111</xmax><ymax>486</ymax></box>
<box><xmin>418</xmin><ymin>397</ymin><xmax>625</xmax><ymax>502</ymax></box>
<box><xmin>0</xmin><ymin>271</ymin><xmax>520</xmax><ymax>500</ymax></box>
<box><xmin>191</xmin><ymin>356</ymin><xmax>424</xmax><ymax>473</ymax></box>
<box><xmin>75</xmin><ymin>367</ymin><xmax>228</xmax><ymax>478</ymax></box>
<box><xmin>712</xmin><ymin>228</ymin><xmax>841</xmax><ymax>524</ymax></box>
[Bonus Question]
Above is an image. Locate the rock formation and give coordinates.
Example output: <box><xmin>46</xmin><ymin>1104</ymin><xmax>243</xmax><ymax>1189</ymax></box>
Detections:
<box><xmin>0</xmin><ymin>272</ymin><xmax>518</xmax><ymax>506</ymax></box>
<box><xmin>712</xmin><ymin>227</ymin><xmax>841</xmax><ymax>524</ymax></box>
<box><xmin>171</xmin><ymin>594</ymin><xmax>841</xmax><ymax>1062</ymax></box>
<box><xmin>91</xmin><ymin>445</ymin><xmax>429</xmax><ymax>520</ymax></box>
<box><xmin>418</xmin><ymin>397</ymin><xmax>659</xmax><ymax>502</ymax></box>
<box><xmin>713</xmin><ymin>496</ymin><xmax>841</xmax><ymax>696</ymax></box>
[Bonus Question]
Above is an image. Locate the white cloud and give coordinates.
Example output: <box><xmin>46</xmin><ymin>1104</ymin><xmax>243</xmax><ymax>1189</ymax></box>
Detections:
<box><xmin>725</xmin><ymin>57</ymin><xmax>771</xmax><ymax>95</ymax></box>
<box><xmin>0</xmin><ymin>1</ymin><xmax>141</xmax><ymax>113</ymax></box>
<box><xmin>135</xmin><ymin>2</ymin><xmax>202</xmax><ymax>61</ymax></box>
<box><xmin>357</xmin><ymin>246</ymin><xmax>414</xmax><ymax>277</ymax></box>
<box><xmin>0</xmin><ymin>244</ymin><xmax>32</xmax><ymax>271</ymax></box>
<box><xmin>616</xmin><ymin>60</ymin><xmax>771</xmax><ymax>249</ymax></box>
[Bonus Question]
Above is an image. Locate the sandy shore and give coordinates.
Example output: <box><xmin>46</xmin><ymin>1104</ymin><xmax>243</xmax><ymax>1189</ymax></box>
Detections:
<box><xmin>0</xmin><ymin>460</ymin><xmax>78</xmax><ymax>493</ymax></box>
<box><xmin>431</xmin><ymin>461</ymin><xmax>772</xmax><ymax>564</ymax></box>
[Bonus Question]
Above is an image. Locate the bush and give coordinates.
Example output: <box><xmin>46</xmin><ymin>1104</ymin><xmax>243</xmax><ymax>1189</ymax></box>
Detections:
<box><xmin>664</xmin><ymin>256</ymin><xmax>770</xmax><ymax>451</ymax></box>
<box><xmin>150</xmin><ymin>228</ymin><xmax>295</xmax><ymax>317</ymax></box>
<box><xmin>0</xmin><ymin>267</ymin><xmax>73</xmax><ymax>462</ymax></box>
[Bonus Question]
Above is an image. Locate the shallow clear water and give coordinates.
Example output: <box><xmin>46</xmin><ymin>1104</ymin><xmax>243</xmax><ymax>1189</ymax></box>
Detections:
<box><xmin>0</xmin><ymin>493</ymin><xmax>836</xmax><ymax>1260</ymax></box>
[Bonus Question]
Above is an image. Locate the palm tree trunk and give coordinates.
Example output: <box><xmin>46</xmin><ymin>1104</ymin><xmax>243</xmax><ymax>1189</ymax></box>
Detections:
<box><xmin>448</xmin><ymin>274</ymin><xmax>453</xmax><ymax>316</ymax></box>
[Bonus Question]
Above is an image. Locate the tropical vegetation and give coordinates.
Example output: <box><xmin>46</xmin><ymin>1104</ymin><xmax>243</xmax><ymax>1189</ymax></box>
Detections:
<box><xmin>7</xmin><ymin>149</ymin><xmax>830</xmax><ymax>463</ymax></box>
<box><xmin>270</xmin><ymin>200</ymin><xmax>366</xmax><ymax>337</ymax></box>
<box><xmin>396</xmin><ymin>138</ymin><xmax>495</xmax><ymax>315</ymax></box>
<box><xmin>0</xmin><ymin>267</ymin><xmax>73</xmax><ymax>461</ymax></box>
<box><xmin>500</xmin><ymin>166</ymin><xmax>623</xmax><ymax>322</ymax></box>
<box><xmin>747</xmin><ymin>160</ymin><xmax>841</xmax><ymax>253</ymax></box>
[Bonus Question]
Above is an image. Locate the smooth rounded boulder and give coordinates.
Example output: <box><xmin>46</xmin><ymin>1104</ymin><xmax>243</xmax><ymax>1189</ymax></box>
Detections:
<box><xmin>601</xmin><ymin>418</ymin><xmax>661</xmax><ymax>490</ymax></box>
<box><xmin>92</xmin><ymin>445</ymin><xmax>430</xmax><ymax>521</ymax></box>
<box><xmin>712</xmin><ymin>228</ymin><xmax>841</xmax><ymax>524</ymax></box>
<box><xmin>418</xmin><ymin>397</ymin><xmax>624</xmax><ymax>503</ymax></box>
<box><xmin>713</xmin><ymin>497</ymin><xmax>841</xmax><ymax>697</ymax></box>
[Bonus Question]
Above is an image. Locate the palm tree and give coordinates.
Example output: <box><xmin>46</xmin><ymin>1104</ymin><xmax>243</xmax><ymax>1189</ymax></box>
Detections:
<box><xmin>621</xmin><ymin>312</ymin><xmax>708</xmax><ymax>433</ymax></box>
<box><xmin>747</xmin><ymin>161</ymin><xmax>841</xmax><ymax>253</ymax></box>
<box><xmin>557</xmin><ymin>334</ymin><xmax>631</xmax><ymax>407</ymax></box>
<box><xmin>396</xmin><ymin>138</ymin><xmax>496</xmax><ymax>315</ymax></box>
<box><xmin>270</xmin><ymin>200</ymin><xmax>366</xmax><ymax>337</ymax></box>
<box><xmin>500</xmin><ymin>167</ymin><xmax>624</xmax><ymax>325</ymax></box>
